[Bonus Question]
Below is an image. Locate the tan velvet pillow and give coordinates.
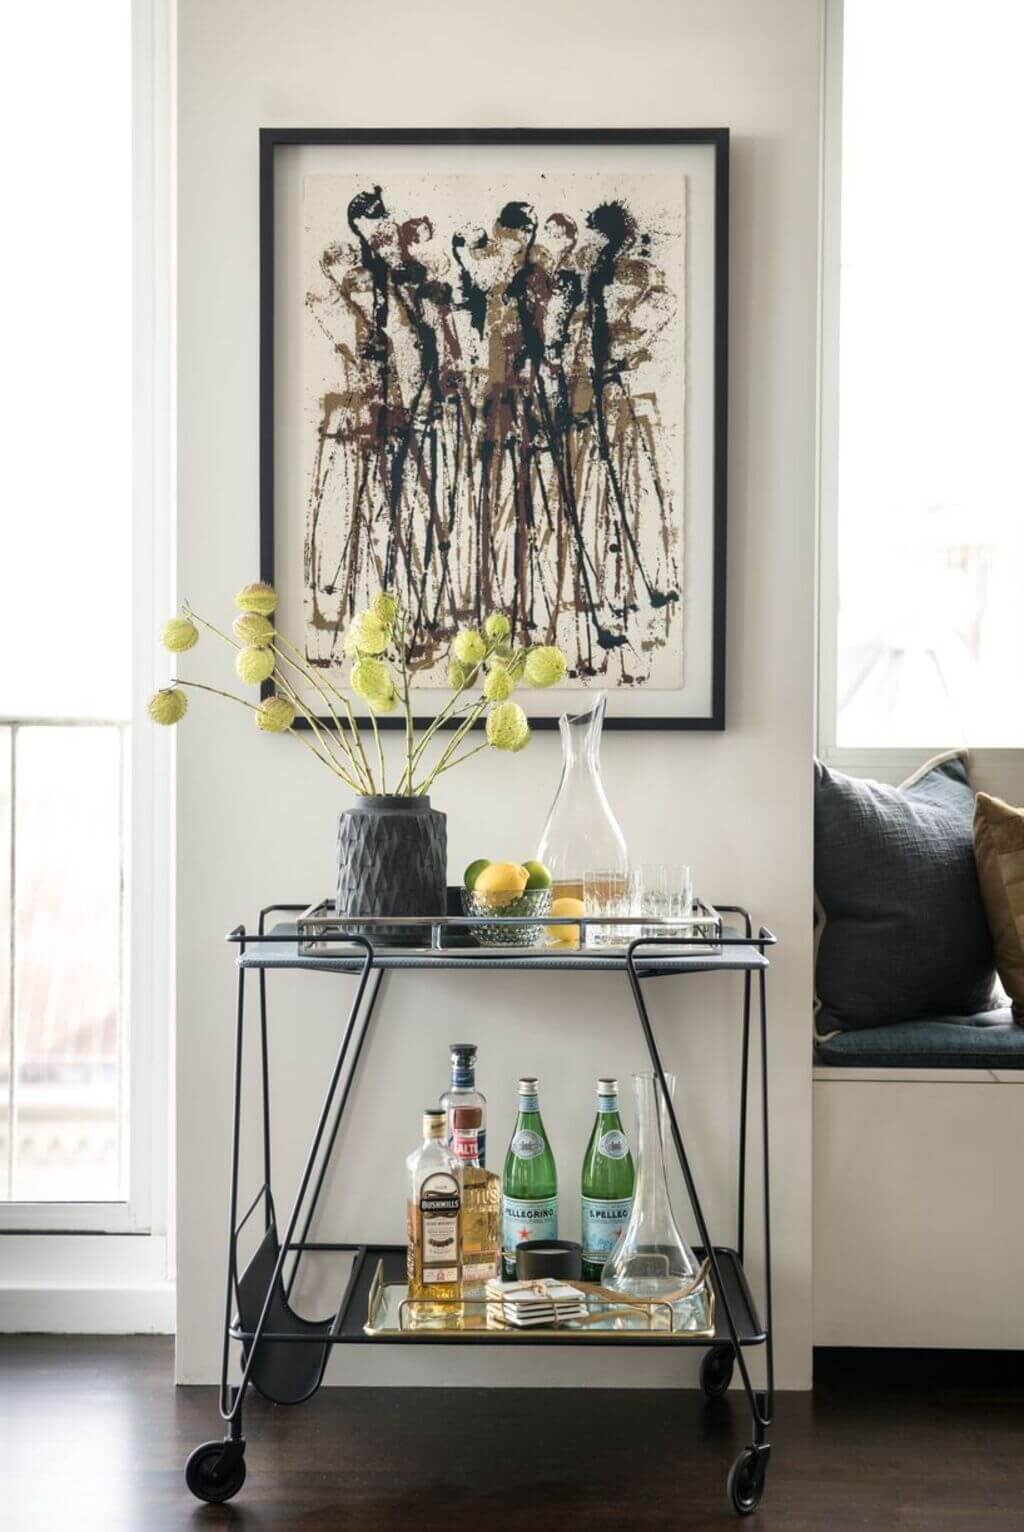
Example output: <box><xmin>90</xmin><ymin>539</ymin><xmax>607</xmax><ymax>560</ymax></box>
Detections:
<box><xmin>973</xmin><ymin>793</ymin><xmax>1024</xmax><ymax>1022</ymax></box>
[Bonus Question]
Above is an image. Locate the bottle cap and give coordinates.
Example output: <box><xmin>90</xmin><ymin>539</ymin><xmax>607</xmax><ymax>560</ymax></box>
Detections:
<box><xmin>450</xmin><ymin>1043</ymin><xmax>477</xmax><ymax>1059</ymax></box>
<box><xmin>452</xmin><ymin>1105</ymin><xmax>482</xmax><ymax>1129</ymax></box>
<box><xmin>518</xmin><ymin>1076</ymin><xmax>539</xmax><ymax>1090</ymax></box>
<box><xmin>423</xmin><ymin>1109</ymin><xmax>446</xmax><ymax>1139</ymax></box>
<box><xmin>597</xmin><ymin>1077</ymin><xmax>619</xmax><ymax>1092</ymax></box>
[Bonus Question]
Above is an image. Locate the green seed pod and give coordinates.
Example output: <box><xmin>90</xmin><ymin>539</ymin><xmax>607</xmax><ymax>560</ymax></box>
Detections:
<box><xmin>255</xmin><ymin>696</ymin><xmax>295</xmax><ymax>733</ymax></box>
<box><xmin>351</xmin><ymin>657</ymin><xmax>393</xmax><ymax>702</ymax></box>
<box><xmin>447</xmin><ymin>658</ymin><xmax>468</xmax><ymax>690</ymax></box>
<box><xmin>369</xmin><ymin>687</ymin><xmax>398</xmax><ymax>715</ymax></box>
<box><xmin>524</xmin><ymin>645</ymin><xmax>568</xmax><ymax>688</ymax></box>
<box><xmin>148</xmin><ymin>688</ymin><xmax>188</xmax><ymax>726</ymax></box>
<box><xmin>351</xmin><ymin>611</ymin><xmax>389</xmax><ymax>655</ymax></box>
<box><xmin>161</xmin><ymin>617</ymin><xmax>199</xmax><ymax>653</ymax></box>
<box><xmin>484</xmin><ymin>612</ymin><xmax>511</xmax><ymax>642</ymax></box>
<box><xmin>234</xmin><ymin>582</ymin><xmax>278</xmax><ymax>615</ymax></box>
<box><xmin>233</xmin><ymin>612</ymin><xmax>275</xmax><ymax>646</ymax></box>
<box><xmin>372</xmin><ymin>592</ymin><xmax>399</xmax><ymax>626</ymax></box>
<box><xmin>453</xmin><ymin>628</ymin><xmax>486</xmax><ymax>667</ymax></box>
<box><xmin>483</xmin><ymin>667</ymin><xmax>513</xmax><ymax>703</ymax></box>
<box><xmin>485</xmin><ymin>700</ymin><xmax>530</xmax><ymax>752</ymax></box>
<box><xmin>235</xmin><ymin>645</ymin><xmax>276</xmax><ymax>685</ymax></box>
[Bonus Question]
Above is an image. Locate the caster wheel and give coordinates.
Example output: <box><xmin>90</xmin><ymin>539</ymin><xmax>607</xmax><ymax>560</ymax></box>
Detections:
<box><xmin>727</xmin><ymin>1446</ymin><xmax>769</xmax><ymax>1516</ymax></box>
<box><xmin>701</xmin><ymin>1344</ymin><xmax>735</xmax><ymax>1397</ymax></box>
<box><xmin>185</xmin><ymin>1440</ymin><xmax>247</xmax><ymax>1504</ymax></box>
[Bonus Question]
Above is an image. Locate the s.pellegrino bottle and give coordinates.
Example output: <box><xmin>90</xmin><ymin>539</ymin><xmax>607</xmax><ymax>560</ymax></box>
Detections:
<box><xmin>502</xmin><ymin>1076</ymin><xmax>558</xmax><ymax>1279</ymax></box>
<box><xmin>441</xmin><ymin>1043</ymin><xmax>487</xmax><ymax>1167</ymax></box>
<box><xmin>580</xmin><ymin>1076</ymin><xmax>635</xmax><ymax>1282</ymax></box>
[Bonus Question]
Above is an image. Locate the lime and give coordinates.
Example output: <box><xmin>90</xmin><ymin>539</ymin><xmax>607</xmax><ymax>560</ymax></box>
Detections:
<box><xmin>523</xmin><ymin>859</ymin><xmax>553</xmax><ymax>890</ymax></box>
<box><xmin>464</xmin><ymin>858</ymin><xmax>492</xmax><ymax>890</ymax></box>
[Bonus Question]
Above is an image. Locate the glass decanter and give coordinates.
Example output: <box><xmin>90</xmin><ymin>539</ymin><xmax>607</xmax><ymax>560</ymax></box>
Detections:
<box><xmin>536</xmin><ymin>693</ymin><xmax>628</xmax><ymax>904</ymax></box>
<box><xmin>600</xmin><ymin>1072</ymin><xmax>710</xmax><ymax>1328</ymax></box>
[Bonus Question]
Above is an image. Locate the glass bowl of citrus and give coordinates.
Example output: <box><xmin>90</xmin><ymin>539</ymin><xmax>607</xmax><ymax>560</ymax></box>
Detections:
<box><xmin>461</xmin><ymin>860</ymin><xmax>552</xmax><ymax>946</ymax></box>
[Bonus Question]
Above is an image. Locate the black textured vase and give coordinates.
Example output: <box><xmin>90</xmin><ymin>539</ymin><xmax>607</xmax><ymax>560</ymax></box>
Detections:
<box><xmin>335</xmin><ymin>795</ymin><xmax>447</xmax><ymax>940</ymax></box>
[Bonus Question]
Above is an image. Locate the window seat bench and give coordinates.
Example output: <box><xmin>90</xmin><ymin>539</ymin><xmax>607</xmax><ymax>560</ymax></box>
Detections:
<box><xmin>814</xmin><ymin>1008</ymin><xmax>1023</xmax><ymax>1070</ymax></box>
<box><xmin>813</xmin><ymin>1006</ymin><xmax>1023</xmax><ymax>1350</ymax></box>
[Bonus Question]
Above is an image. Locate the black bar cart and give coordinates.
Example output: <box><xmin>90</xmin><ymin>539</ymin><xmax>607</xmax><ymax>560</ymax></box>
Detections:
<box><xmin>185</xmin><ymin>902</ymin><xmax>776</xmax><ymax>1517</ymax></box>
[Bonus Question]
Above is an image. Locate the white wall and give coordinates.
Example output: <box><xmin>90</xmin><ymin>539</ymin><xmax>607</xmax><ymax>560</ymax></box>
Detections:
<box><xmin>176</xmin><ymin>0</ymin><xmax>821</xmax><ymax>1388</ymax></box>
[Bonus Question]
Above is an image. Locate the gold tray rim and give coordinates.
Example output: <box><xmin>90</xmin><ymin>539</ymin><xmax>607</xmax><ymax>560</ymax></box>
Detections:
<box><xmin>363</xmin><ymin>1260</ymin><xmax>717</xmax><ymax>1342</ymax></box>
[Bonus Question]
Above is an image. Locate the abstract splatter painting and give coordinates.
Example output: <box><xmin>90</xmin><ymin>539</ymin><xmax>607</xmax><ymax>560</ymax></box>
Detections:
<box><xmin>302</xmin><ymin>172</ymin><xmax>686</xmax><ymax>688</ymax></box>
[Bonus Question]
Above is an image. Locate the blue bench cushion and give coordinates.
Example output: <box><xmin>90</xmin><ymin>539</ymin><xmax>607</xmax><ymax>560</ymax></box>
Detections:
<box><xmin>815</xmin><ymin>1008</ymin><xmax>1023</xmax><ymax>1068</ymax></box>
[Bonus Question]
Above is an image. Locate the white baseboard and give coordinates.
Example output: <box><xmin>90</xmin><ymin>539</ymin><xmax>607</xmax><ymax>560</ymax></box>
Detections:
<box><xmin>0</xmin><ymin>1282</ymin><xmax>175</xmax><ymax>1334</ymax></box>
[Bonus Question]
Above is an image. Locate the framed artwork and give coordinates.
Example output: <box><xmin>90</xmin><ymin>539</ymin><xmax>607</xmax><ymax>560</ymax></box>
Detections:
<box><xmin>260</xmin><ymin>128</ymin><xmax>728</xmax><ymax>730</ymax></box>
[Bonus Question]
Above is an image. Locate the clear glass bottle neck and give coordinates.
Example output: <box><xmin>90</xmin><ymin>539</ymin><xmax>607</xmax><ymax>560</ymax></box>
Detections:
<box><xmin>558</xmin><ymin>694</ymin><xmax>606</xmax><ymax>779</ymax></box>
<box><xmin>633</xmin><ymin>1073</ymin><xmax>673</xmax><ymax>1206</ymax></box>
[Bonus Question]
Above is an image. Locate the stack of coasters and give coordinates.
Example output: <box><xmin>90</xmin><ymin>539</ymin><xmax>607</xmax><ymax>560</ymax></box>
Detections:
<box><xmin>485</xmin><ymin>1277</ymin><xmax>588</xmax><ymax>1328</ymax></box>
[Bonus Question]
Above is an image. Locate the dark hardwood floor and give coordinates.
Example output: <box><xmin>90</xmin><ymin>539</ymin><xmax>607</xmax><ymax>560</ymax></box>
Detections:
<box><xmin>0</xmin><ymin>1337</ymin><xmax>1020</xmax><ymax>1530</ymax></box>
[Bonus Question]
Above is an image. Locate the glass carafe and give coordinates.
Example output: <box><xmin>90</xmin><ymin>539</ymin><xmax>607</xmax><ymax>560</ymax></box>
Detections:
<box><xmin>536</xmin><ymin>693</ymin><xmax>628</xmax><ymax>904</ymax></box>
<box><xmin>600</xmin><ymin>1072</ymin><xmax>710</xmax><ymax>1326</ymax></box>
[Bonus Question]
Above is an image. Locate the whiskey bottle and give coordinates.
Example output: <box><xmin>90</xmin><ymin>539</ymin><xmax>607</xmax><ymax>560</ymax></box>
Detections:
<box><xmin>501</xmin><ymin>1076</ymin><xmax>558</xmax><ymax>1279</ymax></box>
<box><xmin>441</xmin><ymin>1043</ymin><xmax>487</xmax><ymax>1166</ymax></box>
<box><xmin>406</xmin><ymin>1108</ymin><xmax>462</xmax><ymax>1304</ymax></box>
<box><xmin>580</xmin><ymin>1076</ymin><xmax>635</xmax><ymax>1282</ymax></box>
<box><xmin>451</xmin><ymin>1105</ymin><xmax>501</xmax><ymax>1292</ymax></box>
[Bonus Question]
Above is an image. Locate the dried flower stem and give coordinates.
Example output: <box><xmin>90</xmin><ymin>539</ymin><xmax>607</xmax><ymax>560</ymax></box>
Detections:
<box><xmin>415</xmin><ymin>737</ymin><xmax>488</xmax><ymax>792</ymax></box>
<box><xmin>275</xmin><ymin>632</ymin><xmax>375</xmax><ymax>791</ymax></box>
<box><xmin>271</xmin><ymin>670</ymin><xmax>365</xmax><ymax>790</ymax></box>
<box><xmin>271</xmin><ymin>642</ymin><xmax>371</xmax><ymax>791</ymax></box>
<box><xmin>398</xmin><ymin>611</ymin><xmax>415</xmax><ymax>796</ymax></box>
<box><xmin>397</xmin><ymin>646</ymin><xmax>493</xmax><ymax>793</ymax></box>
<box><xmin>174</xmin><ymin>678</ymin><xmax>350</xmax><ymax>782</ymax></box>
<box><xmin>417</xmin><ymin>696</ymin><xmax>489</xmax><ymax>791</ymax></box>
<box><xmin>368</xmin><ymin>707</ymin><xmax>387</xmax><ymax>794</ymax></box>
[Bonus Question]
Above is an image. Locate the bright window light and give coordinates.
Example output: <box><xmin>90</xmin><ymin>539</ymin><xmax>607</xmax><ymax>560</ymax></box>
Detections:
<box><xmin>836</xmin><ymin>0</ymin><xmax>1024</xmax><ymax>748</ymax></box>
<box><xmin>0</xmin><ymin>1</ymin><xmax>132</xmax><ymax>1202</ymax></box>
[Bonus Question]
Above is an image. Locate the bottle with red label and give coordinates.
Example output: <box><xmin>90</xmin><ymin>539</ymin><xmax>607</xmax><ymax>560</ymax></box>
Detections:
<box><xmin>441</xmin><ymin>1043</ymin><xmax>487</xmax><ymax>1166</ymax></box>
<box><xmin>451</xmin><ymin>1105</ymin><xmax>501</xmax><ymax>1292</ymax></box>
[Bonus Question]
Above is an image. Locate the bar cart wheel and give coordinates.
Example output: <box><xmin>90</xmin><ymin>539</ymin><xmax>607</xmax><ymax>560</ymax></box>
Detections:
<box><xmin>700</xmin><ymin>1343</ymin><xmax>735</xmax><ymax>1397</ymax></box>
<box><xmin>185</xmin><ymin>1440</ymin><xmax>247</xmax><ymax>1504</ymax></box>
<box><xmin>727</xmin><ymin>1444</ymin><xmax>770</xmax><ymax>1516</ymax></box>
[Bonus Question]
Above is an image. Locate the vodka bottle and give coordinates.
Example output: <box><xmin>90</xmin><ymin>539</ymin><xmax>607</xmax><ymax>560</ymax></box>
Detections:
<box><xmin>406</xmin><ymin>1109</ymin><xmax>462</xmax><ymax>1303</ymax></box>
<box><xmin>501</xmin><ymin>1076</ymin><xmax>558</xmax><ymax>1279</ymax></box>
<box><xmin>580</xmin><ymin>1077</ymin><xmax>635</xmax><ymax>1282</ymax></box>
<box><xmin>441</xmin><ymin>1043</ymin><xmax>487</xmax><ymax>1167</ymax></box>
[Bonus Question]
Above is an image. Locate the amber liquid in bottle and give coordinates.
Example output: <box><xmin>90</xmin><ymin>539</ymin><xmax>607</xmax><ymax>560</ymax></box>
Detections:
<box><xmin>406</xmin><ymin>1109</ymin><xmax>462</xmax><ymax>1308</ymax></box>
<box><xmin>451</xmin><ymin>1106</ymin><xmax>501</xmax><ymax>1294</ymax></box>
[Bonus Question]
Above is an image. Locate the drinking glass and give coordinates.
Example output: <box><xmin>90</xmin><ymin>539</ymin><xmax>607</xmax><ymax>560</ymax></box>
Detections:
<box><xmin>583</xmin><ymin>868</ymin><xmax>640</xmax><ymax>948</ymax></box>
<box><xmin>637</xmin><ymin>864</ymin><xmax>693</xmax><ymax>938</ymax></box>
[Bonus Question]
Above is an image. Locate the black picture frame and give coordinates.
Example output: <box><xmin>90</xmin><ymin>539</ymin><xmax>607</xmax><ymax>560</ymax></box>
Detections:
<box><xmin>259</xmin><ymin>127</ymin><xmax>729</xmax><ymax>730</ymax></box>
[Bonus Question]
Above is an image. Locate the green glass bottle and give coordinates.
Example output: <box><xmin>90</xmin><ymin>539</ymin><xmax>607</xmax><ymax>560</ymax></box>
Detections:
<box><xmin>580</xmin><ymin>1076</ymin><xmax>635</xmax><ymax>1282</ymax></box>
<box><xmin>502</xmin><ymin>1076</ymin><xmax>558</xmax><ymax>1279</ymax></box>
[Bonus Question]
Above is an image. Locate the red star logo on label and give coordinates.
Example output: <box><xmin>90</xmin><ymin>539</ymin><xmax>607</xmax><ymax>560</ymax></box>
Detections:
<box><xmin>519</xmin><ymin>1227</ymin><xmax>530</xmax><ymax>1242</ymax></box>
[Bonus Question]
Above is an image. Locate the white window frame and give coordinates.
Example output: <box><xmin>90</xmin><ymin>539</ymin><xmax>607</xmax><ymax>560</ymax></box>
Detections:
<box><xmin>816</xmin><ymin>0</ymin><xmax>1022</xmax><ymax>788</ymax></box>
<box><xmin>0</xmin><ymin>0</ymin><xmax>173</xmax><ymax>1274</ymax></box>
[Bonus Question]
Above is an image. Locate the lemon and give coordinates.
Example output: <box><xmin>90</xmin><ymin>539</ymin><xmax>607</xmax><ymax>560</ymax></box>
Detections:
<box><xmin>475</xmin><ymin>861</ymin><xmax>529</xmax><ymax>897</ymax></box>
<box><xmin>548</xmin><ymin>896</ymin><xmax>585</xmax><ymax>948</ymax></box>
<box><xmin>522</xmin><ymin>859</ymin><xmax>553</xmax><ymax>890</ymax></box>
<box><xmin>464</xmin><ymin>858</ymin><xmax>491</xmax><ymax>891</ymax></box>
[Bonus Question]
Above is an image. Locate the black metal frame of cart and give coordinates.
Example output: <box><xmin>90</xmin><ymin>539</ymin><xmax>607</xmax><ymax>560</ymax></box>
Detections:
<box><xmin>185</xmin><ymin>904</ymin><xmax>776</xmax><ymax>1518</ymax></box>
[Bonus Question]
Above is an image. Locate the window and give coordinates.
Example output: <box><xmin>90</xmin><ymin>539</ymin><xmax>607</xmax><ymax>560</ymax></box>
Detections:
<box><xmin>0</xmin><ymin>0</ymin><xmax>169</xmax><ymax>1231</ymax></box>
<box><xmin>820</xmin><ymin>0</ymin><xmax>1024</xmax><ymax>759</ymax></box>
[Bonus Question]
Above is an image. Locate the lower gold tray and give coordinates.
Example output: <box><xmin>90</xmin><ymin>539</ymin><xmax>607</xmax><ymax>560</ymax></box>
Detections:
<box><xmin>364</xmin><ymin>1261</ymin><xmax>716</xmax><ymax>1341</ymax></box>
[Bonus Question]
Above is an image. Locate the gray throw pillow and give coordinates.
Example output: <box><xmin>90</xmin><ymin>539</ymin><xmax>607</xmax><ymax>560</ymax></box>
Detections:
<box><xmin>815</xmin><ymin>752</ymin><xmax>998</xmax><ymax>1033</ymax></box>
